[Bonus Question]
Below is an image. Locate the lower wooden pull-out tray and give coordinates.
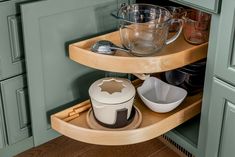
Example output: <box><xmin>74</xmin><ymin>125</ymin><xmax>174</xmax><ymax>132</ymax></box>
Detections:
<box><xmin>51</xmin><ymin>83</ymin><xmax>202</xmax><ymax>146</ymax></box>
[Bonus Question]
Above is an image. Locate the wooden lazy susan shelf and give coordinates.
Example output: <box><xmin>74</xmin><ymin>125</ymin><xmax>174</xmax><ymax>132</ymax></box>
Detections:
<box><xmin>69</xmin><ymin>31</ymin><xmax>208</xmax><ymax>74</ymax></box>
<box><xmin>51</xmin><ymin>79</ymin><xmax>202</xmax><ymax>146</ymax></box>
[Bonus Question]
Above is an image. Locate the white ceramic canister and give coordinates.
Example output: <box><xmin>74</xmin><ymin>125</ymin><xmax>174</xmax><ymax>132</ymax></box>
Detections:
<box><xmin>88</xmin><ymin>77</ymin><xmax>135</xmax><ymax>125</ymax></box>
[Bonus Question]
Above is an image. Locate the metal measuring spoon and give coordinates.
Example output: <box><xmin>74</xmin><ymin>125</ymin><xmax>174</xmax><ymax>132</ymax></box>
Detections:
<box><xmin>90</xmin><ymin>40</ymin><xmax>150</xmax><ymax>80</ymax></box>
<box><xmin>91</xmin><ymin>40</ymin><xmax>129</xmax><ymax>55</ymax></box>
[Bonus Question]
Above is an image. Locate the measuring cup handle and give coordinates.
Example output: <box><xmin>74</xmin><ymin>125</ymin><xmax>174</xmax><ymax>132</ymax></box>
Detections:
<box><xmin>166</xmin><ymin>19</ymin><xmax>184</xmax><ymax>45</ymax></box>
<box><xmin>110</xmin><ymin>3</ymin><xmax>128</xmax><ymax>19</ymax></box>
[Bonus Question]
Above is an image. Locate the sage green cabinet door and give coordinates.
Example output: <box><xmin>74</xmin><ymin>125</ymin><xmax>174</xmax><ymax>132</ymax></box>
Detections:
<box><xmin>21</xmin><ymin>0</ymin><xmax>128</xmax><ymax>146</ymax></box>
<box><xmin>170</xmin><ymin>0</ymin><xmax>220</xmax><ymax>13</ymax></box>
<box><xmin>0</xmin><ymin>75</ymin><xmax>31</xmax><ymax>145</ymax></box>
<box><xmin>214</xmin><ymin>0</ymin><xmax>235</xmax><ymax>85</ymax></box>
<box><xmin>206</xmin><ymin>78</ymin><xmax>235</xmax><ymax>157</ymax></box>
<box><xmin>0</xmin><ymin>1</ymin><xmax>25</xmax><ymax>81</ymax></box>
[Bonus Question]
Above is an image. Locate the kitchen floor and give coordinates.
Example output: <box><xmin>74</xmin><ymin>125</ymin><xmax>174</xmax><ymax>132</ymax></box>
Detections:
<box><xmin>16</xmin><ymin>136</ymin><xmax>181</xmax><ymax>157</ymax></box>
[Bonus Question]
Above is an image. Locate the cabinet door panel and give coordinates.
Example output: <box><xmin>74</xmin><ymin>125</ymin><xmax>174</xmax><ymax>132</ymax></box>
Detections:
<box><xmin>1</xmin><ymin>75</ymin><xmax>31</xmax><ymax>145</ymax></box>
<box><xmin>21</xmin><ymin>0</ymin><xmax>127</xmax><ymax>146</ymax></box>
<box><xmin>206</xmin><ymin>78</ymin><xmax>235</xmax><ymax>157</ymax></box>
<box><xmin>0</xmin><ymin>1</ymin><xmax>25</xmax><ymax>80</ymax></box>
<box><xmin>219</xmin><ymin>102</ymin><xmax>235</xmax><ymax>157</ymax></box>
<box><xmin>214</xmin><ymin>0</ymin><xmax>235</xmax><ymax>85</ymax></box>
<box><xmin>170</xmin><ymin>0</ymin><xmax>220</xmax><ymax>13</ymax></box>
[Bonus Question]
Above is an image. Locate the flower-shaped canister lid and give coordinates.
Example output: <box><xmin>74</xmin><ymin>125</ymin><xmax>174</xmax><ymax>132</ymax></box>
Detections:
<box><xmin>89</xmin><ymin>77</ymin><xmax>136</xmax><ymax>104</ymax></box>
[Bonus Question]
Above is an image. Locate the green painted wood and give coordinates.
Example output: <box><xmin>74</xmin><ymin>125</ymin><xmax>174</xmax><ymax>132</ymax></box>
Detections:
<box><xmin>20</xmin><ymin>0</ymin><xmax>131</xmax><ymax>146</ymax></box>
<box><xmin>197</xmin><ymin>14</ymin><xmax>220</xmax><ymax>157</ymax></box>
<box><xmin>170</xmin><ymin>0</ymin><xmax>220</xmax><ymax>13</ymax></box>
<box><xmin>218</xmin><ymin>102</ymin><xmax>235</xmax><ymax>157</ymax></box>
<box><xmin>214</xmin><ymin>0</ymin><xmax>235</xmax><ymax>86</ymax></box>
<box><xmin>0</xmin><ymin>1</ymin><xmax>25</xmax><ymax>81</ymax></box>
<box><xmin>0</xmin><ymin>95</ymin><xmax>5</xmax><ymax>148</ymax></box>
<box><xmin>0</xmin><ymin>137</ymin><xmax>33</xmax><ymax>157</ymax></box>
<box><xmin>0</xmin><ymin>75</ymin><xmax>31</xmax><ymax>145</ymax></box>
<box><xmin>205</xmin><ymin>78</ymin><xmax>235</xmax><ymax>157</ymax></box>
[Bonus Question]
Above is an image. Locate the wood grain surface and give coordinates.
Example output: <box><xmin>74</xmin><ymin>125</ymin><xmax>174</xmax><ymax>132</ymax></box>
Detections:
<box><xmin>16</xmin><ymin>136</ymin><xmax>180</xmax><ymax>157</ymax></box>
<box><xmin>51</xmin><ymin>90</ymin><xmax>202</xmax><ymax>145</ymax></box>
<box><xmin>69</xmin><ymin>31</ymin><xmax>208</xmax><ymax>73</ymax></box>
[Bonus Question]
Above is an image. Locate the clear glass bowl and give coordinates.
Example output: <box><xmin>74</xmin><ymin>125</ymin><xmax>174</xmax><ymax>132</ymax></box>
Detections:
<box><xmin>113</xmin><ymin>4</ymin><xmax>183</xmax><ymax>56</ymax></box>
<box><xmin>165</xmin><ymin>6</ymin><xmax>187</xmax><ymax>32</ymax></box>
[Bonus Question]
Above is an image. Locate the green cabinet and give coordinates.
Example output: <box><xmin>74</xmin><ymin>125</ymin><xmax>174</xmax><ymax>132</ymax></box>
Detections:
<box><xmin>0</xmin><ymin>74</ymin><xmax>33</xmax><ymax>156</ymax></box>
<box><xmin>0</xmin><ymin>0</ymin><xmax>229</xmax><ymax>156</ymax></box>
<box><xmin>205</xmin><ymin>78</ymin><xmax>235</xmax><ymax>157</ymax></box>
<box><xmin>0</xmin><ymin>1</ymin><xmax>33</xmax><ymax>155</ymax></box>
<box><xmin>170</xmin><ymin>0</ymin><xmax>220</xmax><ymax>13</ymax></box>
<box><xmin>0</xmin><ymin>1</ymin><xmax>25</xmax><ymax>81</ymax></box>
<box><xmin>214</xmin><ymin>0</ymin><xmax>235</xmax><ymax>85</ymax></box>
<box><xmin>205</xmin><ymin>2</ymin><xmax>235</xmax><ymax>156</ymax></box>
<box><xmin>20</xmin><ymin>0</ymin><xmax>126</xmax><ymax>146</ymax></box>
<box><xmin>0</xmin><ymin>75</ymin><xmax>31</xmax><ymax>145</ymax></box>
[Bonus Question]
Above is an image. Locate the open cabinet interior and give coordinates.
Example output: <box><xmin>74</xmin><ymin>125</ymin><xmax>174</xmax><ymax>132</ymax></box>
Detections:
<box><xmin>133</xmin><ymin>0</ymin><xmax>206</xmax><ymax>155</ymax></box>
<box><xmin>13</xmin><ymin>0</ymin><xmax>212</xmax><ymax>156</ymax></box>
<box><xmin>53</xmin><ymin>1</ymin><xmax>210</xmax><ymax>156</ymax></box>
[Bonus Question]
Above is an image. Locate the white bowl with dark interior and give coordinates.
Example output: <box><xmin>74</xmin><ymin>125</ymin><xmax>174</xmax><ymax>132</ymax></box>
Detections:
<box><xmin>89</xmin><ymin>77</ymin><xmax>136</xmax><ymax>128</ymax></box>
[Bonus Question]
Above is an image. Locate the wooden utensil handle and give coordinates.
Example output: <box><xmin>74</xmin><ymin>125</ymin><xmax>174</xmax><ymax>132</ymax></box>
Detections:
<box><xmin>68</xmin><ymin>102</ymin><xmax>91</xmax><ymax>116</ymax></box>
<box><xmin>73</xmin><ymin>104</ymin><xmax>91</xmax><ymax>113</ymax></box>
<box><xmin>63</xmin><ymin>103</ymin><xmax>91</xmax><ymax>122</ymax></box>
<box><xmin>63</xmin><ymin>114</ymin><xmax>80</xmax><ymax>122</ymax></box>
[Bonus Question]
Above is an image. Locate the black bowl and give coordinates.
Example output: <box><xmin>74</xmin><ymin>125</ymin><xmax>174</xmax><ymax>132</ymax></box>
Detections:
<box><xmin>164</xmin><ymin>68</ymin><xmax>205</xmax><ymax>95</ymax></box>
<box><xmin>183</xmin><ymin>59</ymin><xmax>206</xmax><ymax>71</ymax></box>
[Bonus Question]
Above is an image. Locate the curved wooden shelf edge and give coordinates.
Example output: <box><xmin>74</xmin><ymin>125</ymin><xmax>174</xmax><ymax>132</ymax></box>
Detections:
<box><xmin>69</xmin><ymin>41</ymin><xmax>208</xmax><ymax>74</ymax></box>
<box><xmin>51</xmin><ymin>97</ymin><xmax>202</xmax><ymax>146</ymax></box>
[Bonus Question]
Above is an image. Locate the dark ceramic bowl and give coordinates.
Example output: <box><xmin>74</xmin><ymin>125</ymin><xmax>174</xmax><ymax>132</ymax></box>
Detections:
<box><xmin>182</xmin><ymin>59</ymin><xmax>206</xmax><ymax>72</ymax></box>
<box><xmin>164</xmin><ymin>67</ymin><xmax>205</xmax><ymax>95</ymax></box>
<box><xmin>166</xmin><ymin>69</ymin><xmax>204</xmax><ymax>86</ymax></box>
<box><xmin>163</xmin><ymin>58</ymin><xmax>206</xmax><ymax>95</ymax></box>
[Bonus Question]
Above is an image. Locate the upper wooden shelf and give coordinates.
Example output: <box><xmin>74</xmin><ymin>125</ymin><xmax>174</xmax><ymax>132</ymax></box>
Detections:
<box><xmin>51</xmin><ymin>80</ymin><xmax>202</xmax><ymax>146</ymax></box>
<box><xmin>69</xmin><ymin>31</ymin><xmax>208</xmax><ymax>74</ymax></box>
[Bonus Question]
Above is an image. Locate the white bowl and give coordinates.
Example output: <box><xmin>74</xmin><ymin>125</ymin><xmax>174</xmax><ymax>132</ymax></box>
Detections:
<box><xmin>137</xmin><ymin>77</ymin><xmax>187</xmax><ymax>113</ymax></box>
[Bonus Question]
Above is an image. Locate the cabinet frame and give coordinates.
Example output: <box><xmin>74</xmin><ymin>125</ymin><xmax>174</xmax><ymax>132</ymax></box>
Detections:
<box><xmin>214</xmin><ymin>0</ymin><xmax>235</xmax><ymax>86</ymax></box>
<box><xmin>170</xmin><ymin>0</ymin><xmax>221</xmax><ymax>13</ymax></box>
<box><xmin>0</xmin><ymin>96</ymin><xmax>6</xmax><ymax>148</ymax></box>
